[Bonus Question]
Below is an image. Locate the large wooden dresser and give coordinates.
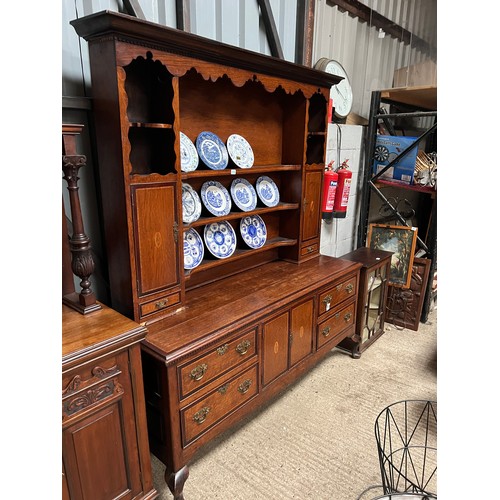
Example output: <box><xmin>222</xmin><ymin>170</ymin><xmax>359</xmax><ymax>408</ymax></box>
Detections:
<box><xmin>71</xmin><ymin>11</ymin><xmax>361</xmax><ymax>499</ymax></box>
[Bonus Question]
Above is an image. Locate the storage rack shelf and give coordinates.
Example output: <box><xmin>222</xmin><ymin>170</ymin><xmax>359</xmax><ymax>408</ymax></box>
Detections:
<box><xmin>358</xmin><ymin>86</ymin><xmax>437</xmax><ymax>323</ymax></box>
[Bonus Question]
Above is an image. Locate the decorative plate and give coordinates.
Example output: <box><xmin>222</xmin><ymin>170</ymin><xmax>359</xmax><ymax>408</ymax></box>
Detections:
<box><xmin>196</xmin><ymin>131</ymin><xmax>229</xmax><ymax>170</ymax></box>
<box><xmin>255</xmin><ymin>176</ymin><xmax>280</xmax><ymax>207</ymax></box>
<box><xmin>240</xmin><ymin>215</ymin><xmax>267</xmax><ymax>249</ymax></box>
<box><xmin>180</xmin><ymin>132</ymin><xmax>199</xmax><ymax>172</ymax></box>
<box><xmin>200</xmin><ymin>180</ymin><xmax>232</xmax><ymax>217</ymax></box>
<box><xmin>230</xmin><ymin>178</ymin><xmax>257</xmax><ymax>212</ymax></box>
<box><xmin>204</xmin><ymin>221</ymin><xmax>237</xmax><ymax>259</ymax></box>
<box><xmin>181</xmin><ymin>183</ymin><xmax>202</xmax><ymax>224</ymax></box>
<box><xmin>226</xmin><ymin>134</ymin><xmax>254</xmax><ymax>169</ymax></box>
<box><xmin>183</xmin><ymin>228</ymin><xmax>204</xmax><ymax>270</ymax></box>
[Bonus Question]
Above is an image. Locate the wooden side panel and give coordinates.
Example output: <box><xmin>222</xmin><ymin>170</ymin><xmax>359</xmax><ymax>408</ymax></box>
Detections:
<box><xmin>289</xmin><ymin>299</ymin><xmax>314</xmax><ymax>367</ymax></box>
<box><xmin>262</xmin><ymin>312</ymin><xmax>289</xmax><ymax>385</ymax></box>
<box><xmin>132</xmin><ymin>183</ymin><xmax>179</xmax><ymax>295</ymax></box>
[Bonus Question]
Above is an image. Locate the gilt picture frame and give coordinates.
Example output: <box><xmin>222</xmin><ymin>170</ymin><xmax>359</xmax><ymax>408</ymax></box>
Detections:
<box><xmin>366</xmin><ymin>224</ymin><xmax>418</xmax><ymax>289</ymax></box>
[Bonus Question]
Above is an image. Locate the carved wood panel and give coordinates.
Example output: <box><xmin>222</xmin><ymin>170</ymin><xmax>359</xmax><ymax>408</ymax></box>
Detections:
<box><xmin>385</xmin><ymin>257</ymin><xmax>431</xmax><ymax>331</ymax></box>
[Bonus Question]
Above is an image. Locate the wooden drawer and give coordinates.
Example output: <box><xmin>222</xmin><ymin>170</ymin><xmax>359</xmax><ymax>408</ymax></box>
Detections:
<box><xmin>301</xmin><ymin>242</ymin><xmax>318</xmax><ymax>256</ymax></box>
<box><xmin>139</xmin><ymin>291</ymin><xmax>181</xmax><ymax>318</ymax></box>
<box><xmin>317</xmin><ymin>302</ymin><xmax>355</xmax><ymax>349</ymax></box>
<box><xmin>178</xmin><ymin>328</ymin><xmax>257</xmax><ymax>399</ymax></box>
<box><xmin>181</xmin><ymin>364</ymin><xmax>258</xmax><ymax>446</ymax></box>
<box><xmin>318</xmin><ymin>275</ymin><xmax>357</xmax><ymax>316</ymax></box>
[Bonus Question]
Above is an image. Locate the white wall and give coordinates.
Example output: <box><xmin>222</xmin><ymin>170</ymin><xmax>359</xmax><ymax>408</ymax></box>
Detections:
<box><xmin>320</xmin><ymin>124</ymin><xmax>364</xmax><ymax>257</ymax></box>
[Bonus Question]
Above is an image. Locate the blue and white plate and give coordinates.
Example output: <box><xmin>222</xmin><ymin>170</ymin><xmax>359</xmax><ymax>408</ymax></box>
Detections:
<box><xmin>204</xmin><ymin>221</ymin><xmax>237</xmax><ymax>259</ymax></box>
<box><xmin>230</xmin><ymin>178</ymin><xmax>257</xmax><ymax>212</ymax></box>
<box><xmin>240</xmin><ymin>215</ymin><xmax>267</xmax><ymax>249</ymax></box>
<box><xmin>200</xmin><ymin>180</ymin><xmax>232</xmax><ymax>217</ymax></box>
<box><xmin>180</xmin><ymin>132</ymin><xmax>199</xmax><ymax>172</ymax></box>
<box><xmin>196</xmin><ymin>131</ymin><xmax>229</xmax><ymax>170</ymax></box>
<box><xmin>181</xmin><ymin>183</ymin><xmax>202</xmax><ymax>224</ymax></box>
<box><xmin>183</xmin><ymin>228</ymin><xmax>204</xmax><ymax>270</ymax></box>
<box><xmin>255</xmin><ymin>175</ymin><xmax>280</xmax><ymax>207</ymax></box>
<box><xmin>227</xmin><ymin>134</ymin><xmax>254</xmax><ymax>169</ymax></box>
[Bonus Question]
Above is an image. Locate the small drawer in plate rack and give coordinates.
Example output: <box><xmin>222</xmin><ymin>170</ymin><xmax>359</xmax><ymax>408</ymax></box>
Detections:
<box><xmin>178</xmin><ymin>328</ymin><xmax>257</xmax><ymax>399</ymax></box>
<box><xmin>301</xmin><ymin>243</ymin><xmax>318</xmax><ymax>256</ymax></box>
<box><xmin>140</xmin><ymin>292</ymin><xmax>181</xmax><ymax>318</ymax></box>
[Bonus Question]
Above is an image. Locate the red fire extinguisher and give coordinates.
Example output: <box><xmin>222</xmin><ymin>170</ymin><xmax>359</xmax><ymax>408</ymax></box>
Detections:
<box><xmin>333</xmin><ymin>159</ymin><xmax>352</xmax><ymax>218</ymax></box>
<box><xmin>321</xmin><ymin>161</ymin><xmax>338</xmax><ymax>221</ymax></box>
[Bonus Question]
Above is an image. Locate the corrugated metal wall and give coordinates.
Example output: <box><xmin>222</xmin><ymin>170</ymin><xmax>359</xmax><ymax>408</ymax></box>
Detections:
<box><xmin>62</xmin><ymin>0</ymin><xmax>298</xmax><ymax>101</ymax></box>
<box><xmin>312</xmin><ymin>0</ymin><xmax>436</xmax><ymax>118</ymax></box>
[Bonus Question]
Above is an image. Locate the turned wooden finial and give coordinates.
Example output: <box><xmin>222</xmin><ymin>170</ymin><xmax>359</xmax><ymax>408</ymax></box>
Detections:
<box><xmin>62</xmin><ymin>124</ymin><xmax>101</xmax><ymax>314</ymax></box>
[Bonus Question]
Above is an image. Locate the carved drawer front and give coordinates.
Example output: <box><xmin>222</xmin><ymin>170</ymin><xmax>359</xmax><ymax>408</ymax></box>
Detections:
<box><xmin>179</xmin><ymin>328</ymin><xmax>257</xmax><ymax>399</ymax></box>
<box><xmin>139</xmin><ymin>291</ymin><xmax>181</xmax><ymax>319</ymax></box>
<box><xmin>62</xmin><ymin>355</ymin><xmax>124</xmax><ymax>424</ymax></box>
<box><xmin>317</xmin><ymin>302</ymin><xmax>355</xmax><ymax>350</ymax></box>
<box><xmin>181</xmin><ymin>364</ymin><xmax>258</xmax><ymax>446</ymax></box>
<box><xmin>318</xmin><ymin>275</ymin><xmax>357</xmax><ymax>316</ymax></box>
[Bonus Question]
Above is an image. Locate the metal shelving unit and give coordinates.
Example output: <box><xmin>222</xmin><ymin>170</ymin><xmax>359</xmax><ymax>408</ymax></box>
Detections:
<box><xmin>357</xmin><ymin>86</ymin><xmax>437</xmax><ymax>323</ymax></box>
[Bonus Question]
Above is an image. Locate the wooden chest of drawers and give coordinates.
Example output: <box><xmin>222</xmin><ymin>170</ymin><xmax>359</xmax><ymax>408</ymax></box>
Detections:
<box><xmin>141</xmin><ymin>256</ymin><xmax>360</xmax><ymax>499</ymax></box>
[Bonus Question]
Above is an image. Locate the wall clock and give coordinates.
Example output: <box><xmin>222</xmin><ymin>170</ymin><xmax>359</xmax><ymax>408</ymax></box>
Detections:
<box><xmin>314</xmin><ymin>58</ymin><xmax>353</xmax><ymax>119</ymax></box>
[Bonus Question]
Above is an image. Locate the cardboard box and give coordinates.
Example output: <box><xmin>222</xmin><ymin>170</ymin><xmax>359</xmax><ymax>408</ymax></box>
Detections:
<box><xmin>372</xmin><ymin>135</ymin><xmax>418</xmax><ymax>184</ymax></box>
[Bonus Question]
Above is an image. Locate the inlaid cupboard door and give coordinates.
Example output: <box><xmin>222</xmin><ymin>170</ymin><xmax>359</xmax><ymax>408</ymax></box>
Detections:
<box><xmin>262</xmin><ymin>311</ymin><xmax>289</xmax><ymax>385</ymax></box>
<box><xmin>302</xmin><ymin>170</ymin><xmax>322</xmax><ymax>242</ymax></box>
<box><xmin>131</xmin><ymin>182</ymin><xmax>180</xmax><ymax>296</ymax></box>
<box><xmin>262</xmin><ymin>299</ymin><xmax>314</xmax><ymax>386</ymax></box>
<box><xmin>289</xmin><ymin>299</ymin><xmax>314</xmax><ymax>367</ymax></box>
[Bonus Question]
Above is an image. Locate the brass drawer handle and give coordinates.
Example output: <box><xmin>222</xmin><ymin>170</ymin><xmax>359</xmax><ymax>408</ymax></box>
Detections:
<box><xmin>217</xmin><ymin>383</ymin><xmax>229</xmax><ymax>394</ymax></box>
<box><xmin>321</xmin><ymin>326</ymin><xmax>331</xmax><ymax>337</ymax></box>
<box><xmin>189</xmin><ymin>363</ymin><xmax>208</xmax><ymax>381</ymax></box>
<box><xmin>334</xmin><ymin>312</ymin><xmax>340</xmax><ymax>318</ymax></box>
<box><xmin>322</xmin><ymin>294</ymin><xmax>332</xmax><ymax>305</ymax></box>
<box><xmin>238</xmin><ymin>379</ymin><xmax>252</xmax><ymax>394</ymax></box>
<box><xmin>193</xmin><ymin>406</ymin><xmax>210</xmax><ymax>424</ymax></box>
<box><xmin>217</xmin><ymin>344</ymin><xmax>229</xmax><ymax>355</ymax></box>
<box><xmin>346</xmin><ymin>283</ymin><xmax>354</xmax><ymax>293</ymax></box>
<box><xmin>344</xmin><ymin>312</ymin><xmax>352</xmax><ymax>323</ymax></box>
<box><xmin>155</xmin><ymin>299</ymin><xmax>168</xmax><ymax>309</ymax></box>
<box><xmin>306</xmin><ymin>246</ymin><xmax>314</xmax><ymax>253</ymax></box>
<box><xmin>236</xmin><ymin>340</ymin><xmax>251</xmax><ymax>355</ymax></box>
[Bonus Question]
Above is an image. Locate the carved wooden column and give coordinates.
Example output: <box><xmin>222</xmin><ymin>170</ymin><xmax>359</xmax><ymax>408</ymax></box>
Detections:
<box><xmin>62</xmin><ymin>124</ymin><xmax>101</xmax><ymax>314</ymax></box>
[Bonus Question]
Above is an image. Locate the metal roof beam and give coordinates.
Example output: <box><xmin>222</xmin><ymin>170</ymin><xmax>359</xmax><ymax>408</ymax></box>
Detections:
<box><xmin>326</xmin><ymin>0</ymin><xmax>434</xmax><ymax>55</ymax></box>
<box><xmin>257</xmin><ymin>0</ymin><xmax>284</xmax><ymax>59</ymax></box>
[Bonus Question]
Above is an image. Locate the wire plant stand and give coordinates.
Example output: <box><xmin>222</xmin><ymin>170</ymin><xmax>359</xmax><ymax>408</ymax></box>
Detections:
<box><xmin>374</xmin><ymin>400</ymin><xmax>437</xmax><ymax>497</ymax></box>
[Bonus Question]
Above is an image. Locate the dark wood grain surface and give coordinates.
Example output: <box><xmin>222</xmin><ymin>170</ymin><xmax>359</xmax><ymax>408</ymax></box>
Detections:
<box><xmin>144</xmin><ymin>256</ymin><xmax>360</xmax><ymax>361</ymax></box>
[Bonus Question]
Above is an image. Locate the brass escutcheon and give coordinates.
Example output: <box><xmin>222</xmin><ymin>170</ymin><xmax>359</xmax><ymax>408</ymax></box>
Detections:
<box><xmin>236</xmin><ymin>340</ymin><xmax>251</xmax><ymax>355</ymax></box>
<box><xmin>216</xmin><ymin>344</ymin><xmax>229</xmax><ymax>355</ymax></box>
<box><xmin>189</xmin><ymin>363</ymin><xmax>208</xmax><ymax>381</ymax></box>
<box><xmin>238</xmin><ymin>379</ymin><xmax>252</xmax><ymax>394</ymax></box>
<box><xmin>155</xmin><ymin>299</ymin><xmax>168</xmax><ymax>309</ymax></box>
<box><xmin>193</xmin><ymin>406</ymin><xmax>210</xmax><ymax>424</ymax></box>
<box><xmin>346</xmin><ymin>283</ymin><xmax>354</xmax><ymax>293</ymax></box>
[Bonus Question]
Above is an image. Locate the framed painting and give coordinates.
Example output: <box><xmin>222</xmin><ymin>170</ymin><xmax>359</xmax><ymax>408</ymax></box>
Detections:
<box><xmin>366</xmin><ymin>224</ymin><xmax>418</xmax><ymax>288</ymax></box>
